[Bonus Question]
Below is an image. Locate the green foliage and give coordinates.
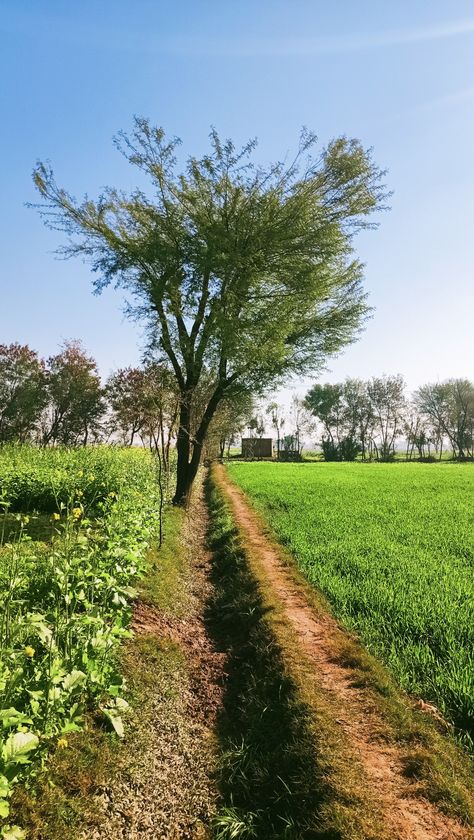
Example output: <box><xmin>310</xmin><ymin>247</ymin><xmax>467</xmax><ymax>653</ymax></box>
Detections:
<box><xmin>227</xmin><ymin>461</ymin><xmax>474</xmax><ymax>746</ymax></box>
<box><xmin>415</xmin><ymin>379</ymin><xmax>474</xmax><ymax>459</ymax></box>
<box><xmin>338</xmin><ymin>436</ymin><xmax>361</xmax><ymax>461</ymax></box>
<box><xmin>321</xmin><ymin>439</ymin><xmax>340</xmax><ymax>461</ymax></box>
<box><xmin>0</xmin><ymin>445</ymin><xmax>150</xmax><ymax>513</ymax></box>
<box><xmin>0</xmin><ymin>345</ymin><xmax>46</xmax><ymax>445</ymax></box>
<box><xmin>0</xmin><ymin>446</ymin><xmax>161</xmax><ymax>829</ymax></box>
<box><xmin>42</xmin><ymin>340</ymin><xmax>105</xmax><ymax>446</ymax></box>
<box><xmin>33</xmin><ymin>117</ymin><xmax>388</xmax><ymax>502</ymax></box>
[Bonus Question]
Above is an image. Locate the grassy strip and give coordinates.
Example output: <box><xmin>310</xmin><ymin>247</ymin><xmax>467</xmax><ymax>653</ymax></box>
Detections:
<box><xmin>207</xmin><ymin>468</ymin><xmax>387</xmax><ymax>840</ymax></box>
<box><xmin>138</xmin><ymin>506</ymin><xmax>189</xmax><ymax>615</ymax></box>
<box><xmin>219</xmin><ymin>465</ymin><xmax>474</xmax><ymax>827</ymax></box>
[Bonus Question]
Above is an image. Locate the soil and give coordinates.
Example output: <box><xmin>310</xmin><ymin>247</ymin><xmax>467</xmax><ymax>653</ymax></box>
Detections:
<box><xmin>214</xmin><ymin>462</ymin><xmax>474</xmax><ymax>840</ymax></box>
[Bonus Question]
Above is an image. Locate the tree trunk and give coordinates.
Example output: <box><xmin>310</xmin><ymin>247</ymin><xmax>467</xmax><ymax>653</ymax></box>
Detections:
<box><xmin>173</xmin><ymin>382</ymin><xmax>225</xmax><ymax>506</ymax></box>
<box><xmin>173</xmin><ymin>398</ymin><xmax>192</xmax><ymax>505</ymax></box>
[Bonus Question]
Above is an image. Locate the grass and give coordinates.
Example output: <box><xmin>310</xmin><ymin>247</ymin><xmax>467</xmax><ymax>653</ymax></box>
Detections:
<box><xmin>10</xmin><ymin>724</ymin><xmax>119</xmax><ymax>838</ymax></box>
<box><xmin>139</xmin><ymin>506</ymin><xmax>188</xmax><ymax>614</ymax></box>
<box><xmin>226</xmin><ymin>461</ymin><xmax>474</xmax><ymax>747</ymax></box>
<box><xmin>219</xmin><ymin>464</ymin><xmax>474</xmax><ymax>827</ymax></box>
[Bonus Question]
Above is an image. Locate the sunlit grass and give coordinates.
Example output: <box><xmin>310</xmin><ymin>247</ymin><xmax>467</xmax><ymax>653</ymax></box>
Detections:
<box><xmin>227</xmin><ymin>461</ymin><xmax>474</xmax><ymax>744</ymax></box>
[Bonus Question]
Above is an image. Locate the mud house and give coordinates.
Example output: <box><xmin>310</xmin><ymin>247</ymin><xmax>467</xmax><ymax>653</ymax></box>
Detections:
<box><xmin>241</xmin><ymin>437</ymin><xmax>274</xmax><ymax>459</ymax></box>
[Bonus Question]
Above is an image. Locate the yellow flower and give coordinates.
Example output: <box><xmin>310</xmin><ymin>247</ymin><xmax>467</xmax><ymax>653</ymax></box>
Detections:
<box><xmin>88</xmin><ymin>474</ymin><xmax>95</xmax><ymax>482</ymax></box>
<box><xmin>52</xmin><ymin>512</ymin><xmax>61</xmax><ymax>521</ymax></box>
<box><xmin>20</xmin><ymin>515</ymin><xmax>30</xmax><ymax>525</ymax></box>
<box><xmin>71</xmin><ymin>507</ymin><xmax>82</xmax><ymax>519</ymax></box>
<box><xmin>57</xmin><ymin>737</ymin><xmax>68</xmax><ymax>749</ymax></box>
<box><xmin>76</xmin><ymin>489</ymin><xmax>83</xmax><ymax>497</ymax></box>
<box><xmin>24</xmin><ymin>646</ymin><xmax>35</xmax><ymax>658</ymax></box>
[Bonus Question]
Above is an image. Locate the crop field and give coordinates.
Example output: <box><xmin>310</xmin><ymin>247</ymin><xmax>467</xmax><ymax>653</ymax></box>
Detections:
<box><xmin>0</xmin><ymin>445</ymin><xmax>161</xmax><ymax>823</ymax></box>
<box><xmin>226</xmin><ymin>461</ymin><xmax>474</xmax><ymax>744</ymax></box>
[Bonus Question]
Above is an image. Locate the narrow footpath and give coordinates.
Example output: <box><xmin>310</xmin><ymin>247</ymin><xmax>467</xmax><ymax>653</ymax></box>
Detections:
<box><xmin>214</xmin><ymin>462</ymin><xmax>474</xmax><ymax>840</ymax></box>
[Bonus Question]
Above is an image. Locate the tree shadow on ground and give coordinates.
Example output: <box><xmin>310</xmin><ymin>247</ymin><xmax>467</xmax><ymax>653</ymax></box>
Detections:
<box><xmin>204</xmin><ymin>476</ymin><xmax>344</xmax><ymax>840</ymax></box>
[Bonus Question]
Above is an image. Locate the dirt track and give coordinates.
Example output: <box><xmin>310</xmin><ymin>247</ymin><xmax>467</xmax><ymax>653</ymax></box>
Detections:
<box><xmin>215</xmin><ymin>463</ymin><xmax>474</xmax><ymax>840</ymax></box>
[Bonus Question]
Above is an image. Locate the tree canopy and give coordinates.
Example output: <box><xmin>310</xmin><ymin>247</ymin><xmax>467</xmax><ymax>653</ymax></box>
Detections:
<box><xmin>33</xmin><ymin>117</ymin><xmax>389</xmax><ymax>501</ymax></box>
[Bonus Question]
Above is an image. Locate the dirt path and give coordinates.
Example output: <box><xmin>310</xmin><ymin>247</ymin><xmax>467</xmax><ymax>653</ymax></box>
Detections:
<box><xmin>215</xmin><ymin>463</ymin><xmax>474</xmax><ymax>840</ymax></box>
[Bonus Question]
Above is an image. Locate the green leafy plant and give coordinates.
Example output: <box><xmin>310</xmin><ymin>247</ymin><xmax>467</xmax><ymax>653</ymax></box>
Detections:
<box><xmin>0</xmin><ymin>445</ymin><xmax>164</xmax><ymax>830</ymax></box>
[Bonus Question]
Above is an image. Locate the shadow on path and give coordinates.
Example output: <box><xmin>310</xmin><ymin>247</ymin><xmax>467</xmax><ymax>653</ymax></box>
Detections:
<box><xmin>204</xmin><ymin>475</ymin><xmax>343</xmax><ymax>840</ymax></box>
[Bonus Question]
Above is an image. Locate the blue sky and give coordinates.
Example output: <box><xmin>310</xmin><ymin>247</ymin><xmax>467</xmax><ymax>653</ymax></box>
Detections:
<box><xmin>1</xmin><ymin>1</ymin><xmax>473</xmax><ymax>395</ymax></box>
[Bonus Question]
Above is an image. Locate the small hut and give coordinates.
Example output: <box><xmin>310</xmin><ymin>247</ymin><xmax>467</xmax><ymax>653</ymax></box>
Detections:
<box><xmin>241</xmin><ymin>438</ymin><xmax>274</xmax><ymax>459</ymax></box>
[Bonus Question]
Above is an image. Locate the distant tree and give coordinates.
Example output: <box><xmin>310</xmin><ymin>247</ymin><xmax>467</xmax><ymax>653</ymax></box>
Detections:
<box><xmin>403</xmin><ymin>409</ymin><xmax>432</xmax><ymax>460</ymax></box>
<box><xmin>305</xmin><ymin>376</ymin><xmax>407</xmax><ymax>461</ymax></box>
<box><xmin>266</xmin><ymin>401</ymin><xmax>285</xmax><ymax>458</ymax></box>
<box><xmin>106</xmin><ymin>363</ymin><xmax>179</xmax><ymax>462</ymax></box>
<box><xmin>0</xmin><ymin>343</ymin><xmax>46</xmax><ymax>443</ymax></box>
<box><xmin>33</xmin><ymin>117</ymin><xmax>388</xmax><ymax>503</ymax></box>
<box><xmin>366</xmin><ymin>375</ymin><xmax>406</xmax><ymax>461</ymax></box>
<box><xmin>304</xmin><ymin>383</ymin><xmax>344</xmax><ymax>445</ymax></box>
<box><xmin>42</xmin><ymin>341</ymin><xmax>105</xmax><ymax>445</ymax></box>
<box><xmin>288</xmin><ymin>395</ymin><xmax>314</xmax><ymax>456</ymax></box>
<box><xmin>138</xmin><ymin>363</ymin><xmax>180</xmax><ymax>471</ymax></box>
<box><xmin>341</xmin><ymin>378</ymin><xmax>373</xmax><ymax>460</ymax></box>
<box><xmin>106</xmin><ymin>367</ymin><xmax>149</xmax><ymax>446</ymax></box>
<box><xmin>206</xmin><ymin>390</ymin><xmax>255</xmax><ymax>458</ymax></box>
<box><xmin>415</xmin><ymin>379</ymin><xmax>474</xmax><ymax>459</ymax></box>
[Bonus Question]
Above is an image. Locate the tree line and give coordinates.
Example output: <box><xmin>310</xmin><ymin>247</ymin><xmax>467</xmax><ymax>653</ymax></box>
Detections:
<box><xmin>2</xmin><ymin>342</ymin><xmax>472</xmax><ymax>463</ymax></box>
<box><xmin>303</xmin><ymin>375</ymin><xmax>474</xmax><ymax>461</ymax></box>
<box><xmin>0</xmin><ymin>341</ymin><xmax>255</xmax><ymax>467</ymax></box>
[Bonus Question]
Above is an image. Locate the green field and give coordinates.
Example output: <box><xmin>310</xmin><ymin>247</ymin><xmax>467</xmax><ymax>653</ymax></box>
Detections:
<box><xmin>226</xmin><ymin>461</ymin><xmax>474</xmax><ymax>743</ymax></box>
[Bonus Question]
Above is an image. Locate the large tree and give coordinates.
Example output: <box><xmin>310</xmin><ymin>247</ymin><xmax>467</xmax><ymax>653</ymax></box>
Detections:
<box><xmin>0</xmin><ymin>343</ymin><xmax>46</xmax><ymax>442</ymax></box>
<box><xmin>42</xmin><ymin>341</ymin><xmax>105</xmax><ymax>445</ymax></box>
<box><xmin>33</xmin><ymin>118</ymin><xmax>388</xmax><ymax>503</ymax></box>
<box><xmin>366</xmin><ymin>374</ymin><xmax>406</xmax><ymax>461</ymax></box>
<box><xmin>415</xmin><ymin>379</ymin><xmax>474</xmax><ymax>459</ymax></box>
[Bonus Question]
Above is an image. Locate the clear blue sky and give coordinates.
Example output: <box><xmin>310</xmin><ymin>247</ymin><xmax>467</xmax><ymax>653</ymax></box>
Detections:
<box><xmin>1</xmin><ymin>1</ymin><xmax>473</xmax><ymax>394</ymax></box>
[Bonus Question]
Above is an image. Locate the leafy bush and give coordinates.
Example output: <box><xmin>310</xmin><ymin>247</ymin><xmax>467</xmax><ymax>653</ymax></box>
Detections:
<box><xmin>321</xmin><ymin>439</ymin><xmax>340</xmax><ymax>461</ymax></box>
<box><xmin>338</xmin><ymin>436</ymin><xmax>361</xmax><ymax>462</ymax></box>
<box><xmin>321</xmin><ymin>437</ymin><xmax>361</xmax><ymax>462</ymax></box>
